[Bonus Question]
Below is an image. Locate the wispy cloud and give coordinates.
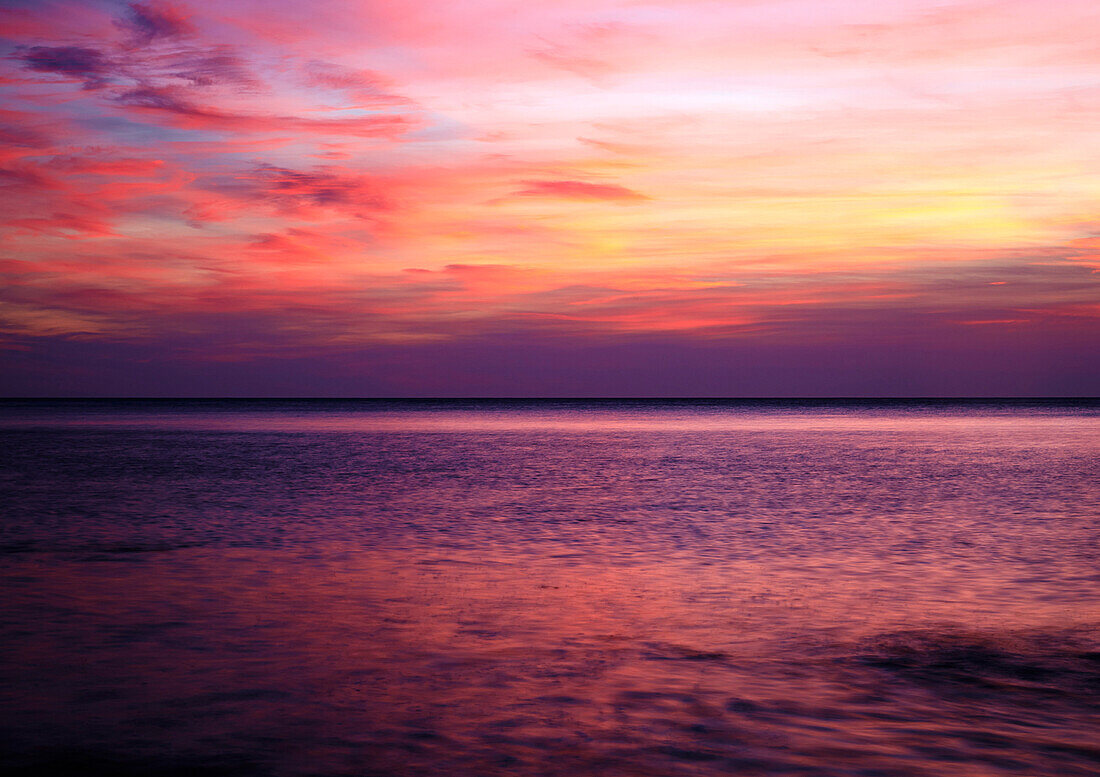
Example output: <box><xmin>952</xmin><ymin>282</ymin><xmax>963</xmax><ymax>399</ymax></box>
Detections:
<box><xmin>116</xmin><ymin>2</ymin><xmax>195</xmax><ymax>45</ymax></box>
<box><xmin>0</xmin><ymin>0</ymin><xmax>1098</xmax><ymax>392</ymax></box>
<box><xmin>512</xmin><ymin>179</ymin><xmax>648</xmax><ymax>202</ymax></box>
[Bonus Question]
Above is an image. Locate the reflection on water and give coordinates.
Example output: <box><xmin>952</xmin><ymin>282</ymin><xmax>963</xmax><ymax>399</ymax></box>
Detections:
<box><xmin>1</xmin><ymin>400</ymin><xmax>1097</xmax><ymax>776</ymax></box>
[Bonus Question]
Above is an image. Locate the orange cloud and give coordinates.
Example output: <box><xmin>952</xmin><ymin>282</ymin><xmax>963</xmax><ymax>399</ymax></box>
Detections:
<box><xmin>0</xmin><ymin>0</ymin><xmax>1097</xmax><ymax>391</ymax></box>
<box><xmin>512</xmin><ymin>180</ymin><xmax>648</xmax><ymax>202</ymax></box>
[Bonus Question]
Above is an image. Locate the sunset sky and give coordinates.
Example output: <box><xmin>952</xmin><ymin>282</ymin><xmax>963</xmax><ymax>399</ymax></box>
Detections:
<box><xmin>1</xmin><ymin>0</ymin><xmax>1097</xmax><ymax>396</ymax></box>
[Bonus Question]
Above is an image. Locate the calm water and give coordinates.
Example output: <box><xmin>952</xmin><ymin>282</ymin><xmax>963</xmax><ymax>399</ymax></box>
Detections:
<box><xmin>1</xmin><ymin>400</ymin><xmax>1098</xmax><ymax>776</ymax></box>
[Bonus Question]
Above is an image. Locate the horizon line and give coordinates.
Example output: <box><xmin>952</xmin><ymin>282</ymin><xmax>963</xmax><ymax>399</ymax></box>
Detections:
<box><xmin>2</xmin><ymin>396</ymin><xmax>1098</xmax><ymax>402</ymax></box>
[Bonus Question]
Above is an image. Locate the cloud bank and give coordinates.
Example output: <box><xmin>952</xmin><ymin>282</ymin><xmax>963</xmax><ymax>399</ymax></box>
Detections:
<box><xmin>1</xmin><ymin>0</ymin><xmax>1098</xmax><ymax>395</ymax></box>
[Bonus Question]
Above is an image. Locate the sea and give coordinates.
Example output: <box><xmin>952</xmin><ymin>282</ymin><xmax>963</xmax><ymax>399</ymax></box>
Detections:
<box><xmin>0</xmin><ymin>399</ymin><xmax>1097</xmax><ymax>777</ymax></box>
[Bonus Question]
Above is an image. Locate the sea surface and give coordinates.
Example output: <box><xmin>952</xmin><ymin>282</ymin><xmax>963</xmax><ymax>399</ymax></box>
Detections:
<box><xmin>1</xmin><ymin>399</ymin><xmax>1098</xmax><ymax>776</ymax></box>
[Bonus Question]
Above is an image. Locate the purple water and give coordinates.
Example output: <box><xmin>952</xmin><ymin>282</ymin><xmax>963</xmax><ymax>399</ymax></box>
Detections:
<box><xmin>1</xmin><ymin>400</ymin><xmax>1098</xmax><ymax>776</ymax></box>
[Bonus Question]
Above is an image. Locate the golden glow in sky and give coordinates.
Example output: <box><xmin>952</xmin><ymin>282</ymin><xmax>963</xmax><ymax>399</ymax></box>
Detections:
<box><xmin>0</xmin><ymin>0</ymin><xmax>1098</xmax><ymax>394</ymax></box>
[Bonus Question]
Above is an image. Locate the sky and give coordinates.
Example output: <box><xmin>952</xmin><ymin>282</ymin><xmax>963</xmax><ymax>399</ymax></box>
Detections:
<box><xmin>0</xmin><ymin>0</ymin><xmax>1097</xmax><ymax>396</ymax></box>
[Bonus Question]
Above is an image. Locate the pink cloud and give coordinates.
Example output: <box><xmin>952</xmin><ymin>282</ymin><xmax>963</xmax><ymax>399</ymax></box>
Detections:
<box><xmin>115</xmin><ymin>2</ymin><xmax>196</xmax><ymax>44</ymax></box>
<box><xmin>513</xmin><ymin>179</ymin><xmax>648</xmax><ymax>202</ymax></box>
<box><xmin>0</xmin><ymin>0</ymin><xmax>1097</xmax><ymax>391</ymax></box>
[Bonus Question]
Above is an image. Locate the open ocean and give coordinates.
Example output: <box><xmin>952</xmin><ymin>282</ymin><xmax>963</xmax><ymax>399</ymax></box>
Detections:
<box><xmin>1</xmin><ymin>399</ymin><xmax>1098</xmax><ymax>777</ymax></box>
